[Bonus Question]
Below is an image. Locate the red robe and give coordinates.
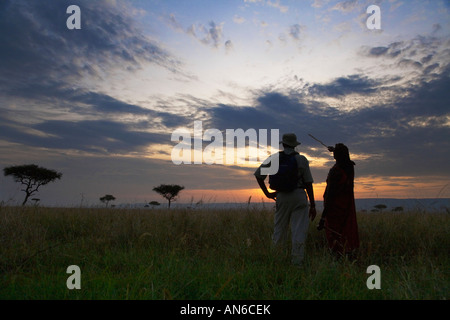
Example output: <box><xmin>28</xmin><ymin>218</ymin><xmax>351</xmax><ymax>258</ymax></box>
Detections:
<box><xmin>323</xmin><ymin>163</ymin><xmax>359</xmax><ymax>255</ymax></box>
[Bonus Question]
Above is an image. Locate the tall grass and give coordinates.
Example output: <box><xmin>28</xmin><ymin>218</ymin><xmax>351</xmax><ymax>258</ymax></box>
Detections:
<box><xmin>0</xmin><ymin>205</ymin><xmax>448</xmax><ymax>299</ymax></box>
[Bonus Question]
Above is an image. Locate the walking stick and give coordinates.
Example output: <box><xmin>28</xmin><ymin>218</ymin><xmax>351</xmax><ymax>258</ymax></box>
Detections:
<box><xmin>308</xmin><ymin>133</ymin><xmax>329</xmax><ymax>149</ymax></box>
<box><xmin>324</xmin><ymin>225</ymin><xmax>342</xmax><ymax>238</ymax></box>
<box><xmin>317</xmin><ymin>209</ymin><xmax>343</xmax><ymax>238</ymax></box>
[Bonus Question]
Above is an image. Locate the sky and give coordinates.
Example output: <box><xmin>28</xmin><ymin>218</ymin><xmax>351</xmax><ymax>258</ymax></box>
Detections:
<box><xmin>0</xmin><ymin>0</ymin><xmax>449</xmax><ymax>206</ymax></box>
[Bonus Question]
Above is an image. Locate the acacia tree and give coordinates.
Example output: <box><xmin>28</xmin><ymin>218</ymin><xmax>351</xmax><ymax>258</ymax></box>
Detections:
<box><xmin>374</xmin><ymin>204</ymin><xmax>387</xmax><ymax>213</ymax></box>
<box><xmin>3</xmin><ymin>164</ymin><xmax>62</xmax><ymax>206</ymax></box>
<box><xmin>100</xmin><ymin>194</ymin><xmax>116</xmax><ymax>207</ymax></box>
<box><xmin>153</xmin><ymin>184</ymin><xmax>184</xmax><ymax>208</ymax></box>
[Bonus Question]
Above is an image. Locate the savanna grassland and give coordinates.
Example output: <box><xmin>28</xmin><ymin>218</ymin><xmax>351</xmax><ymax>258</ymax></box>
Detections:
<box><xmin>0</xmin><ymin>205</ymin><xmax>448</xmax><ymax>300</ymax></box>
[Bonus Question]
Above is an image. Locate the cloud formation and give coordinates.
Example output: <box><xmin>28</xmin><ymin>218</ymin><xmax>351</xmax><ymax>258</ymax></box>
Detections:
<box><xmin>201</xmin><ymin>59</ymin><xmax>450</xmax><ymax>181</ymax></box>
<box><xmin>0</xmin><ymin>0</ymin><xmax>190</xmax><ymax>156</ymax></box>
<box><xmin>331</xmin><ymin>0</ymin><xmax>358</xmax><ymax>13</ymax></box>
<box><xmin>308</xmin><ymin>75</ymin><xmax>380</xmax><ymax>97</ymax></box>
<box><xmin>0</xmin><ymin>0</ymin><xmax>182</xmax><ymax>82</ymax></box>
<box><xmin>1</xmin><ymin>0</ymin><xmax>448</xmax><ymax>204</ymax></box>
<box><xmin>289</xmin><ymin>24</ymin><xmax>307</xmax><ymax>41</ymax></box>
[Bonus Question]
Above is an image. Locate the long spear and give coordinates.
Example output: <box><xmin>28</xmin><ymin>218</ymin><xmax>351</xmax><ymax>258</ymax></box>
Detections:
<box><xmin>308</xmin><ymin>133</ymin><xmax>329</xmax><ymax>148</ymax></box>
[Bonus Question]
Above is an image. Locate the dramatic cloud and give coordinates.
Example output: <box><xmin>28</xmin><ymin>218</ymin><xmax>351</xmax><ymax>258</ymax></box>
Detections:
<box><xmin>0</xmin><ymin>115</ymin><xmax>170</xmax><ymax>154</ymax></box>
<box><xmin>307</xmin><ymin>75</ymin><xmax>380</xmax><ymax>97</ymax></box>
<box><xmin>0</xmin><ymin>0</ymin><xmax>190</xmax><ymax>156</ymax></box>
<box><xmin>201</xmin><ymin>65</ymin><xmax>450</xmax><ymax>181</ymax></box>
<box><xmin>0</xmin><ymin>0</ymin><xmax>182</xmax><ymax>84</ymax></box>
<box><xmin>360</xmin><ymin>36</ymin><xmax>446</xmax><ymax>68</ymax></box>
<box><xmin>1</xmin><ymin>0</ymin><xmax>448</xmax><ymax>204</ymax></box>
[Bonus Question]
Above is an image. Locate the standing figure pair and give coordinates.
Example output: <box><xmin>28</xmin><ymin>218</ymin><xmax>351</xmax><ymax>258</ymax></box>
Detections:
<box><xmin>255</xmin><ymin>135</ymin><xmax>359</xmax><ymax>264</ymax></box>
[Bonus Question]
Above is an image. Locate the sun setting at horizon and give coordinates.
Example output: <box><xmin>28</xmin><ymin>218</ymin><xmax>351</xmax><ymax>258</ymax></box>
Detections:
<box><xmin>0</xmin><ymin>0</ymin><xmax>449</xmax><ymax>206</ymax></box>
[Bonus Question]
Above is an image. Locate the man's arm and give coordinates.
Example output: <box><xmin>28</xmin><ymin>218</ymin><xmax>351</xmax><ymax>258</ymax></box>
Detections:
<box><xmin>255</xmin><ymin>177</ymin><xmax>276</xmax><ymax>200</ymax></box>
<box><xmin>305</xmin><ymin>182</ymin><xmax>316</xmax><ymax>221</ymax></box>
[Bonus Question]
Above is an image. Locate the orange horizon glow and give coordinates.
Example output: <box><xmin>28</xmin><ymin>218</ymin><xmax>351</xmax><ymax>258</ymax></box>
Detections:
<box><xmin>176</xmin><ymin>177</ymin><xmax>449</xmax><ymax>203</ymax></box>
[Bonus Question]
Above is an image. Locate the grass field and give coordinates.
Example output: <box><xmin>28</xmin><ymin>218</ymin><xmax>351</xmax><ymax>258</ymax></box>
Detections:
<box><xmin>0</xmin><ymin>205</ymin><xmax>448</xmax><ymax>300</ymax></box>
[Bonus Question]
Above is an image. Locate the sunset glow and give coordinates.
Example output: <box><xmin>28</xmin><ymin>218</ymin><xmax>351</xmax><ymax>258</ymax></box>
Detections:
<box><xmin>0</xmin><ymin>0</ymin><xmax>449</xmax><ymax>206</ymax></box>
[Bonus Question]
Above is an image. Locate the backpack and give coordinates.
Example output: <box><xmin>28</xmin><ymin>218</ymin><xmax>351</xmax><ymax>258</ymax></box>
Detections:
<box><xmin>269</xmin><ymin>151</ymin><xmax>299</xmax><ymax>192</ymax></box>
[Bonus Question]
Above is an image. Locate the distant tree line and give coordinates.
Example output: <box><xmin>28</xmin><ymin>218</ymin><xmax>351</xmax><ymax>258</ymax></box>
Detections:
<box><xmin>3</xmin><ymin>163</ymin><xmax>184</xmax><ymax>209</ymax></box>
<box><xmin>99</xmin><ymin>184</ymin><xmax>184</xmax><ymax>208</ymax></box>
<box><xmin>2</xmin><ymin>164</ymin><xmax>409</xmax><ymax>212</ymax></box>
<box><xmin>370</xmin><ymin>204</ymin><xmax>404</xmax><ymax>213</ymax></box>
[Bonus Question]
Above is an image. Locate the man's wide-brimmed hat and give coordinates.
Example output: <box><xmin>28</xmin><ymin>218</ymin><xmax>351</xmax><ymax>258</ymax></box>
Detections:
<box><xmin>280</xmin><ymin>133</ymin><xmax>301</xmax><ymax>147</ymax></box>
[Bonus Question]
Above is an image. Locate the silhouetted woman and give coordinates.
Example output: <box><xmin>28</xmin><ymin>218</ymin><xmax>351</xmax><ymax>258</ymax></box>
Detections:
<box><xmin>318</xmin><ymin>143</ymin><xmax>359</xmax><ymax>259</ymax></box>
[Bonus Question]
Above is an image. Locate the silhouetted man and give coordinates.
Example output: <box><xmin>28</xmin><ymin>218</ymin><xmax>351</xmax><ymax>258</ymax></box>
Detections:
<box><xmin>255</xmin><ymin>133</ymin><xmax>316</xmax><ymax>265</ymax></box>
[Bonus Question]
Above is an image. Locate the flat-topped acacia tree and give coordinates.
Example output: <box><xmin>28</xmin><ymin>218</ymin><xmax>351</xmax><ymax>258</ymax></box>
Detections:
<box><xmin>100</xmin><ymin>194</ymin><xmax>116</xmax><ymax>208</ymax></box>
<box><xmin>153</xmin><ymin>184</ymin><xmax>184</xmax><ymax>208</ymax></box>
<box><xmin>3</xmin><ymin>164</ymin><xmax>62</xmax><ymax>206</ymax></box>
